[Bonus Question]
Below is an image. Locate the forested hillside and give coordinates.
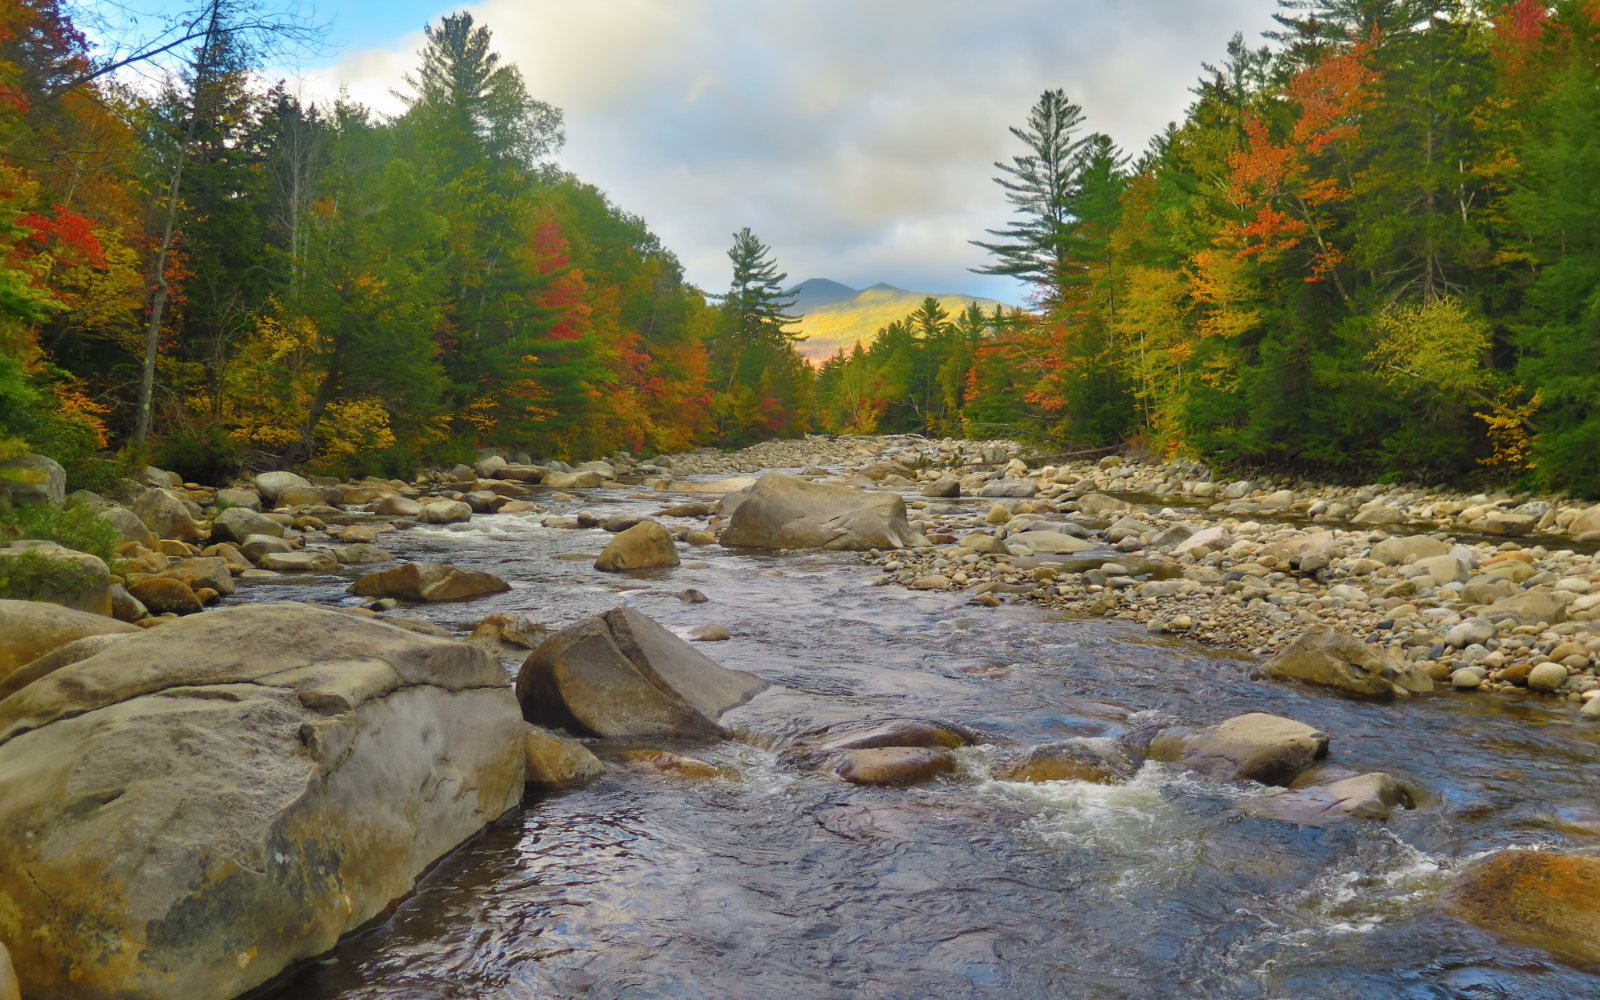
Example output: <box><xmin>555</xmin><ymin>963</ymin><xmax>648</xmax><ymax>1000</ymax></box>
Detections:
<box><xmin>3</xmin><ymin>0</ymin><xmax>1600</xmax><ymax>495</ymax></box>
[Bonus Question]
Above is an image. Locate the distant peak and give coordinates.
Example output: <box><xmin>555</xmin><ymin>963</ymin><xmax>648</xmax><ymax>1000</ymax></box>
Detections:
<box><xmin>864</xmin><ymin>282</ymin><xmax>905</xmax><ymax>293</ymax></box>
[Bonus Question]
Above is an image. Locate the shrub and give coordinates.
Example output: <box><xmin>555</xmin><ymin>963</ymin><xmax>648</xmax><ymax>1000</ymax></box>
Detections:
<box><xmin>0</xmin><ymin>501</ymin><xmax>122</xmax><ymax>563</ymax></box>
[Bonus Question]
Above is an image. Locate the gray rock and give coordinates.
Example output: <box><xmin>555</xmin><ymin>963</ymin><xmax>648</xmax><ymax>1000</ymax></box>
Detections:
<box><xmin>1266</xmin><ymin>625</ymin><xmax>1434</xmax><ymax>698</ymax></box>
<box><xmin>1371</xmin><ymin>535</ymin><xmax>1451</xmax><ymax>565</ymax></box>
<box><xmin>595</xmin><ymin>519</ymin><xmax>679</xmax><ymax>571</ymax></box>
<box><xmin>720</xmin><ymin>473</ymin><xmax>912</xmax><ymax>551</ymax></box>
<box><xmin>210</xmin><ymin>505</ymin><xmax>285</xmax><ymax>543</ymax></box>
<box><xmin>252</xmin><ymin>470</ymin><xmax>312</xmax><ymax>505</ymax></box>
<box><xmin>0</xmin><ymin>603</ymin><xmax>525</xmax><ymax>1000</ymax></box>
<box><xmin>922</xmin><ymin>475</ymin><xmax>961</xmax><ymax>498</ymax></box>
<box><xmin>516</xmin><ymin>606</ymin><xmax>766</xmax><ymax>739</ymax></box>
<box><xmin>978</xmin><ymin>479</ymin><xmax>1039</xmax><ymax>498</ymax></box>
<box><xmin>417</xmin><ymin>500</ymin><xmax>473</xmax><ymax>525</ymax></box>
<box><xmin>0</xmin><ymin>453</ymin><xmax>65</xmax><ymax>506</ymax></box>
<box><xmin>258</xmin><ymin>549</ymin><xmax>340</xmax><ymax>573</ymax></box>
<box><xmin>215</xmin><ymin>488</ymin><xmax>261</xmax><ymax>509</ymax></box>
<box><xmin>130</xmin><ymin>488</ymin><xmax>204</xmax><ymax>542</ymax></box>
<box><xmin>99</xmin><ymin>504</ymin><xmax>157</xmax><ymax>548</ymax></box>
<box><xmin>1528</xmin><ymin>661</ymin><xmax>1569</xmax><ymax>693</ymax></box>
<box><xmin>1445</xmin><ymin>618</ymin><xmax>1495</xmax><ymax>648</ymax></box>
<box><xmin>1148</xmin><ymin>712</ymin><xmax>1329</xmax><ymax>786</ymax></box>
<box><xmin>1239</xmin><ymin>772</ymin><xmax>1409</xmax><ymax>825</ymax></box>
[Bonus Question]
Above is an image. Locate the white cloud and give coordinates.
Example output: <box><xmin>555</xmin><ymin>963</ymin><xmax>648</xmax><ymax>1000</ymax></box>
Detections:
<box><xmin>285</xmin><ymin>0</ymin><xmax>1282</xmax><ymax>304</ymax></box>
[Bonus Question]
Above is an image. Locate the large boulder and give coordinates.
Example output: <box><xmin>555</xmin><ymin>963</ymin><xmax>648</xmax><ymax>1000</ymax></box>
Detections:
<box><xmin>0</xmin><ymin>453</ymin><xmax>65</xmax><ymax>506</ymax></box>
<box><xmin>545</xmin><ymin>471</ymin><xmax>603</xmax><ymax>490</ymax></box>
<box><xmin>0</xmin><ymin>542</ymin><xmax>114</xmax><ymax>616</ymax></box>
<box><xmin>125</xmin><ymin>576</ymin><xmax>203</xmax><ymax>615</ymax></box>
<box><xmin>1371</xmin><ymin>534</ymin><xmax>1451</xmax><ymax>566</ymax></box>
<box><xmin>1481</xmin><ymin>586</ymin><xmax>1570</xmax><ymax>626</ymax></box>
<box><xmin>516</xmin><ymin>606</ymin><xmax>766</xmax><ymax>739</ymax></box>
<box><xmin>0</xmin><ymin>633</ymin><xmax>132</xmax><ymax>702</ymax></box>
<box><xmin>252</xmin><ymin>471</ymin><xmax>312</xmax><ymax>506</ymax></box>
<box><xmin>1238</xmin><ymin>772</ymin><xmax>1409</xmax><ymax>825</ymax></box>
<box><xmin>0</xmin><ymin>599</ymin><xmax>137</xmax><ymax>688</ymax></box>
<box><xmin>1444</xmin><ymin>850</ymin><xmax>1600</xmax><ymax>964</ymax></box>
<box><xmin>595</xmin><ymin>520</ymin><xmax>679</xmax><ymax>572</ymax></box>
<box><xmin>1266</xmin><ymin>625</ymin><xmax>1433</xmax><ymax>698</ymax></box>
<box><xmin>0</xmin><ymin>939</ymin><xmax>16</xmax><ymax>1000</ymax></box>
<box><xmin>1147</xmin><ymin>712</ymin><xmax>1329</xmax><ymax>786</ymax></box>
<box><xmin>417</xmin><ymin>500</ymin><xmax>472</xmax><ymax>525</ymax></box>
<box><xmin>1007</xmin><ymin>530</ymin><xmax>1096</xmax><ymax>555</ymax></box>
<box><xmin>99</xmin><ymin>504</ymin><xmax>157</xmax><ymax>548</ymax></box>
<box><xmin>130</xmin><ymin>489</ymin><xmax>204</xmax><ymax>543</ymax></box>
<box><xmin>0</xmin><ymin>603</ymin><xmax>525</xmax><ymax>1000</ymax></box>
<box><xmin>348</xmin><ymin>561</ymin><xmax>510</xmax><ymax>602</ymax></box>
<box><xmin>719</xmin><ymin>473</ymin><xmax>912</xmax><ymax>551</ymax></box>
<box><xmin>210</xmin><ymin>506</ymin><xmax>284</xmax><ymax>543</ymax></box>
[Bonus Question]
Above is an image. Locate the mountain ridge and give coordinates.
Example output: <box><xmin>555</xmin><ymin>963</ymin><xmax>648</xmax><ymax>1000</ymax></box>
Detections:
<box><xmin>784</xmin><ymin>278</ymin><xmax>1007</xmax><ymax>362</ymax></box>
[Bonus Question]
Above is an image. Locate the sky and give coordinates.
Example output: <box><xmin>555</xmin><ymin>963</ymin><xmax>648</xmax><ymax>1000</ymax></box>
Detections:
<box><xmin>95</xmin><ymin>1</ymin><xmax>1286</xmax><ymax>305</ymax></box>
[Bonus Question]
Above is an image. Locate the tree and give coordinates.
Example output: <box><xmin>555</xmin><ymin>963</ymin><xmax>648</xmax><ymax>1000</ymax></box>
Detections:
<box><xmin>709</xmin><ymin>228</ymin><xmax>810</xmax><ymax>442</ymax></box>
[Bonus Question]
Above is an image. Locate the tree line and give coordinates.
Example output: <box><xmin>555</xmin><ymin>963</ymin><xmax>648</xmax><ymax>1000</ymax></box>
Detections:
<box><xmin>4</xmin><ymin>0</ymin><xmax>1600</xmax><ymax>496</ymax></box>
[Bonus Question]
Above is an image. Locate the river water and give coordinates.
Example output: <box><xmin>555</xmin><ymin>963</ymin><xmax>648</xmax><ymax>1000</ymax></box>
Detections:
<box><xmin>249</xmin><ymin>475</ymin><xmax>1600</xmax><ymax>999</ymax></box>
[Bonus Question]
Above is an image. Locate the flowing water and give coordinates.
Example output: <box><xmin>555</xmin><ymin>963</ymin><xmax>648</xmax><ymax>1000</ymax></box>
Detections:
<box><xmin>249</xmin><ymin>476</ymin><xmax>1600</xmax><ymax>999</ymax></box>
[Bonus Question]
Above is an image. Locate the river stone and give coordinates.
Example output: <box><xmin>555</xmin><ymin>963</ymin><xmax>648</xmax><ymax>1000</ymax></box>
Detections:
<box><xmin>332</xmin><ymin>543</ymin><xmax>393</xmax><ymax>565</ymax></box>
<box><xmin>210</xmin><ymin>505</ymin><xmax>283</xmax><ymax>543</ymax></box>
<box><xmin>830</xmin><ymin>747</ymin><xmax>956</xmax><ymax>786</ymax></box>
<box><xmin>1238</xmin><ymin>772</ymin><xmax>1408</xmax><ymax>826</ymax></box>
<box><xmin>0</xmin><ymin>940</ymin><xmax>14</xmax><ymax>1000</ymax></box>
<box><xmin>239</xmin><ymin>534</ymin><xmax>295</xmax><ymax>563</ymax></box>
<box><xmin>516</xmin><ymin>605</ymin><xmax>766</xmax><ymax>740</ymax></box>
<box><xmin>253</xmin><ymin>471</ymin><xmax>311</xmax><ymax>505</ymax></box>
<box><xmin>475</xmin><ymin>454</ymin><xmax>508</xmax><ymax>479</ymax></box>
<box><xmin>1266</xmin><ymin>625</ymin><xmax>1434</xmax><ymax>698</ymax></box>
<box><xmin>100</xmin><ymin>504</ymin><xmax>158</xmax><ymax>548</ymax></box>
<box><xmin>616</xmin><ymin>749</ymin><xmax>722</xmax><ymax>780</ymax></box>
<box><xmin>1174</xmin><ymin>527</ymin><xmax>1233</xmax><ymax>557</ymax></box>
<box><xmin>1482</xmin><ymin>512</ymin><xmax>1537</xmax><ymax>536</ymax></box>
<box><xmin>1452</xmin><ymin>668</ymin><xmax>1484</xmax><ymax>690</ymax></box>
<box><xmin>595</xmin><ymin>519</ymin><xmax>679</xmax><ymax>572</ymax></box>
<box><xmin>1445</xmin><ymin>850</ymin><xmax>1600</xmax><ymax>964</ymax></box>
<box><xmin>1001</xmin><ymin>740</ymin><xmax>1137</xmax><ymax>784</ymax></box>
<box><xmin>1527</xmin><ymin>662</ymin><xmax>1569</xmax><ymax>693</ymax></box>
<box><xmin>959</xmin><ymin>533</ymin><xmax>1008</xmax><ymax>555</ymax></box>
<box><xmin>0</xmin><ymin>453</ymin><xmax>65</xmax><ymax>506</ymax></box>
<box><xmin>545</xmin><ymin>470</ymin><xmax>603</xmax><ymax>490</ymax></box>
<box><xmin>348</xmin><ymin>562</ymin><xmax>510</xmax><ymax>602</ymax></box>
<box><xmin>523</xmin><ymin>725</ymin><xmax>604</xmax><ymax>786</ymax></box>
<box><xmin>0</xmin><ymin>633</ymin><xmax>133</xmax><ymax>702</ymax></box>
<box><xmin>0</xmin><ymin>602</ymin><xmax>524</xmax><ymax>1000</ymax></box>
<box><xmin>215</xmin><ymin>488</ymin><xmax>260</xmax><ymax>509</ymax></box>
<box><xmin>417</xmin><ymin>500</ymin><xmax>472</xmax><ymax>525</ymax></box>
<box><xmin>0</xmin><ymin>541</ymin><xmax>114</xmax><ymax>615</ymax></box>
<box><xmin>130</xmin><ymin>488</ymin><xmax>204</xmax><ymax>543</ymax></box>
<box><xmin>1371</xmin><ymin>535</ymin><xmax>1451</xmax><ymax>565</ymax></box>
<box><xmin>162</xmin><ymin>556</ymin><xmax>236</xmax><ymax>597</ymax></box>
<box><xmin>126</xmin><ymin>577</ymin><xmax>203</xmax><ymax>616</ymax></box>
<box><xmin>0</xmin><ymin>600</ymin><xmax>138</xmax><ymax>688</ymax></box>
<box><xmin>470</xmin><ymin>613</ymin><xmax>548</xmax><ymax>651</ymax></box>
<box><xmin>922</xmin><ymin>475</ymin><xmax>961</xmax><ymax>498</ymax></box>
<box><xmin>259</xmin><ymin>549</ymin><xmax>341</xmax><ymax>573</ymax></box>
<box><xmin>684</xmin><ymin>475</ymin><xmax>758</xmax><ymax>494</ymax></box>
<box><xmin>1482</xmin><ymin>587</ymin><xmax>1569</xmax><ymax>626</ymax></box>
<box><xmin>720</xmin><ymin>473</ymin><xmax>912</xmax><ymax>551</ymax></box>
<box><xmin>372</xmin><ymin>495</ymin><xmax>423</xmax><ymax>516</ymax></box>
<box><xmin>978</xmin><ymin>479</ymin><xmax>1038</xmax><ymax>498</ymax></box>
<box><xmin>1148</xmin><ymin>712</ymin><xmax>1329</xmax><ymax>786</ymax></box>
<box><xmin>1007</xmin><ymin>530</ymin><xmax>1096</xmax><ymax>555</ymax></box>
<box><xmin>820</xmin><ymin>720</ymin><xmax>974</xmax><ymax>752</ymax></box>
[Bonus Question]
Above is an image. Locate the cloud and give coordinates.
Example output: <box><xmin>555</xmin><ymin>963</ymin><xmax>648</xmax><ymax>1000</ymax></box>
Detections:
<box><xmin>287</xmin><ymin>0</ymin><xmax>1281</xmax><ymax>304</ymax></box>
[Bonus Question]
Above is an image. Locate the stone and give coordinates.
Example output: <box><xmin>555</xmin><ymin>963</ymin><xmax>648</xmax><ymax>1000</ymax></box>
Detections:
<box><xmin>523</xmin><ymin>725</ymin><xmax>604</xmax><ymax>786</ymax></box>
<box><xmin>819</xmin><ymin>720</ymin><xmax>974</xmax><ymax>752</ymax></box>
<box><xmin>252</xmin><ymin>470</ymin><xmax>312</xmax><ymax>505</ymax></box>
<box><xmin>1352</xmin><ymin>503</ymin><xmax>1406</xmax><ymax>526</ymax></box>
<box><xmin>516</xmin><ymin>605</ymin><xmax>766</xmax><ymax>740</ymax></box>
<box><xmin>330</xmin><ymin>543</ymin><xmax>392</xmax><ymax>565</ymax></box>
<box><xmin>109</xmin><ymin>584</ymin><xmax>146</xmax><ymax>623</ymax></box>
<box><xmin>0</xmin><ymin>633</ymin><xmax>134</xmax><ymax>702</ymax></box>
<box><xmin>258</xmin><ymin>549</ymin><xmax>341</xmax><ymax>573</ymax></box>
<box><xmin>100</xmin><ymin>504</ymin><xmax>158</xmax><ymax>548</ymax></box>
<box><xmin>922</xmin><ymin>475</ymin><xmax>961</xmax><ymax>498</ymax></box>
<box><xmin>210</xmin><ymin>505</ymin><xmax>284</xmax><ymax>542</ymax></box>
<box><xmin>1008</xmin><ymin>530</ymin><xmax>1096</xmax><ymax>555</ymax></box>
<box><xmin>276</xmin><ymin>485</ymin><xmax>344</xmax><ymax>508</ymax></box>
<box><xmin>214</xmin><ymin>488</ymin><xmax>260</xmax><ymax>509</ymax></box>
<box><xmin>830</xmin><ymin>747</ymin><xmax>956</xmax><ymax>786</ymax></box>
<box><xmin>0</xmin><ymin>542</ymin><xmax>114</xmax><ymax>615</ymax></box>
<box><xmin>130</xmin><ymin>488</ymin><xmax>204</xmax><ymax>543</ymax></box>
<box><xmin>126</xmin><ymin>577</ymin><xmax>203</xmax><ymax>616</ymax></box>
<box><xmin>1371</xmin><ymin>535</ymin><xmax>1451</xmax><ymax>566</ymax></box>
<box><xmin>475</xmin><ymin>454</ymin><xmax>508</xmax><ymax>479</ymax></box>
<box><xmin>0</xmin><ymin>603</ymin><xmax>524</xmax><ymax>1000</ymax></box>
<box><xmin>545</xmin><ymin>471</ymin><xmax>603</xmax><ymax>490</ymax></box>
<box><xmin>1482</xmin><ymin>587</ymin><xmax>1569</xmax><ymax>626</ymax></box>
<box><xmin>1444</xmin><ymin>850</ymin><xmax>1600</xmax><ymax>964</ymax></box>
<box><xmin>1527</xmin><ymin>661</ymin><xmax>1569</xmax><ymax>693</ymax></box>
<box><xmin>1174</xmin><ymin>527</ymin><xmax>1233</xmax><ymax>557</ymax></box>
<box><xmin>0</xmin><ymin>940</ymin><xmax>15</xmax><ymax>1000</ymax></box>
<box><xmin>372</xmin><ymin>495</ymin><xmax>423</xmax><ymax>517</ymax></box>
<box><xmin>1414</xmin><ymin>554</ymin><xmax>1468</xmax><ymax>586</ymax></box>
<box><xmin>1238</xmin><ymin>772</ymin><xmax>1408</xmax><ymax>825</ymax></box>
<box><xmin>683</xmin><ymin>475</ymin><xmax>758</xmax><ymax>494</ymax></box>
<box><xmin>595</xmin><ymin>519</ymin><xmax>680</xmax><ymax>572</ymax></box>
<box><xmin>1147</xmin><ymin>712</ymin><xmax>1330</xmax><ymax>786</ymax></box>
<box><xmin>1482</xmin><ymin>512</ymin><xmax>1537</xmax><ymax>537</ymax></box>
<box><xmin>239</xmin><ymin>534</ymin><xmax>295</xmax><ymax>562</ymax></box>
<box><xmin>0</xmin><ymin>453</ymin><xmax>65</xmax><ymax>506</ymax></box>
<box><xmin>417</xmin><ymin>500</ymin><xmax>472</xmax><ymax>525</ymax></box>
<box><xmin>1000</xmin><ymin>740</ymin><xmax>1137</xmax><ymax>784</ymax></box>
<box><xmin>616</xmin><ymin>749</ymin><xmax>722</xmax><ymax>779</ymax></box>
<box><xmin>719</xmin><ymin>473</ymin><xmax>913</xmax><ymax>551</ymax></box>
<box><xmin>1265</xmin><ymin>625</ymin><xmax>1434</xmax><ymax>698</ymax></box>
<box><xmin>1444</xmin><ymin>619</ymin><xmax>1495</xmax><ymax>648</ymax></box>
<box><xmin>1077</xmin><ymin>493</ymin><xmax>1130</xmax><ymax>517</ymax></box>
<box><xmin>348</xmin><ymin>562</ymin><xmax>510</xmax><ymax>602</ymax></box>
<box><xmin>0</xmin><ymin>599</ymin><xmax>138</xmax><ymax>688</ymax></box>
<box><xmin>978</xmin><ymin>479</ymin><xmax>1039</xmax><ymax>498</ymax></box>
<box><xmin>468</xmin><ymin>613</ymin><xmax>548</xmax><ymax>654</ymax></box>
<box><xmin>163</xmin><ymin>556</ymin><xmax>236</xmax><ymax>596</ymax></box>
<box><xmin>1451</xmin><ymin>668</ymin><xmax>1484</xmax><ymax>690</ymax></box>
<box><xmin>690</xmin><ymin>624</ymin><xmax>731</xmax><ymax>641</ymax></box>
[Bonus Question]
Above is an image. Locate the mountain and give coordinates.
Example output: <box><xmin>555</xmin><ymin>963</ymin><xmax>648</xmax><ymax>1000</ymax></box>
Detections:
<box><xmin>784</xmin><ymin>279</ymin><xmax>1009</xmax><ymax>362</ymax></box>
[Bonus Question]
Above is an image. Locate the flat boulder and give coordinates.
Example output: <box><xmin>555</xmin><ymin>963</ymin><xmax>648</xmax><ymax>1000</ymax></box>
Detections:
<box><xmin>372</xmin><ymin>495</ymin><xmax>423</xmax><ymax>517</ymax></box>
<box><xmin>1266</xmin><ymin>625</ymin><xmax>1433</xmax><ymax>698</ymax></box>
<box><xmin>545</xmin><ymin>470</ymin><xmax>603</xmax><ymax>490</ymax></box>
<box><xmin>820</xmin><ymin>720</ymin><xmax>974</xmax><ymax>752</ymax></box>
<box><xmin>1482</xmin><ymin>586</ymin><xmax>1569</xmax><ymax>626</ymax></box>
<box><xmin>516</xmin><ymin>605</ymin><xmax>766</xmax><ymax>740</ymax></box>
<box><xmin>0</xmin><ymin>602</ymin><xmax>526</xmax><ymax>1000</ymax></box>
<box><xmin>210</xmin><ymin>505</ymin><xmax>283</xmax><ymax>542</ymax></box>
<box><xmin>922</xmin><ymin>475</ymin><xmax>960</xmax><ymax>498</ymax></box>
<box><xmin>349</xmin><ymin>562</ymin><xmax>510</xmax><ymax>602</ymax></box>
<box><xmin>417</xmin><ymin>500</ymin><xmax>472</xmax><ymax>525</ymax></box>
<box><xmin>720</xmin><ymin>472</ymin><xmax>912</xmax><ymax>551</ymax></box>
<box><xmin>130</xmin><ymin>488</ymin><xmax>204</xmax><ymax>543</ymax></box>
<box><xmin>252</xmin><ymin>471</ymin><xmax>311</xmax><ymax>505</ymax></box>
<box><xmin>0</xmin><ymin>600</ymin><xmax>137</xmax><ymax>688</ymax></box>
<box><xmin>259</xmin><ymin>549</ymin><xmax>340</xmax><ymax>573</ymax></box>
<box><xmin>1444</xmin><ymin>850</ymin><xmax>1600</xmax><ymax>964</ymax></box>
<box><xmin>1371</xmin><ymin>534</ymin><xmax>1451</xmax><ymax>566</ymax></box>
<box><xmin>1238</xmin><ymin>772</ymin><xmax>1409</xmax><ymax>825</ymax></box>
<box><xmin>595</xmin><ymin>519</ymin><xmax>679</xmax><ymax>572</ymax></box>
<box><xmin>830</xmin><ymin>747</ymin><xmax>956</xmax><ymax>786</ymax></box>
<box><xmin>1147</xmin><ymin>712</ymin><xmax>1329</xmax><ymax>786</ymax></box>
<box><xmin>1008</xmin><ymin>530</ymin><xmax>1096</xmax><ymax>555</ymax></box>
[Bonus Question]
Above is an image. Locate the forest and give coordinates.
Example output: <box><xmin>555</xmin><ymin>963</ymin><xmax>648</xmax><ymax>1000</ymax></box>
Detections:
<box><xmin>2</xmin><ymin>0</ymin><xmax>1600</xmax><ymax>494</ymax></box>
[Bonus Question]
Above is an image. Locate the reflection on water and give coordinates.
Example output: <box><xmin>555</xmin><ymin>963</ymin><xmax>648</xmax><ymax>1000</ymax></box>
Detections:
<box><xmin>254</xmin><ymin>485</ymin><xmax>1600</xmax><ymax>999</ymax></box>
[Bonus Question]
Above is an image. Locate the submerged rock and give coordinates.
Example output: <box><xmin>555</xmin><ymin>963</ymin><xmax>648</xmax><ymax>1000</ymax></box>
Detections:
<box><xmin>830</xmin><ymin>747</ymin><xmax>956</xmax><ymax>786</ymax></box>
<box><xmin>1147</xmin><ymin>712</ymin><xmax>1329</xmax><ymax>786</ymax></box>
<box><xmin>1445</xmin><ymin>850</ymin><xmax>1600</xmax><ymax>965</ymax></box>
<box><xmin>820</xmin><ymin>720</ymin><xmax>975</xmax><ymax>752</ymax></box>
<box><xmin>1239</xmin><ymin>772</ymin><xmax>1409</xmax><ymax>825</ymax></box>
<box><xmin>348</xmin><ymin>561</ymin><xmax>510</xmax><ymax>602</ymax></box>
<box><xmin>1266</xmin><ymin>625</ymin><xmax>1433</xmax><ymax>698</ymax></box>
<box><xmin>720</xmin><ymin>472</ymin><xmax>913</xmax><ymax>551</ymax></box>
<box><xmin>0</xmin><ymin>602</ymin><xmax>525</xmax><ymax>1000</ymax></box>
<box><xmin>1000</xmin><ymin>739</ymin><xmax>1138</xmax><ymax>784</ymax></box>
<box><xmin>517</xmin><ymin>605</ymin><xmax>766</xmax><ymax>739</ymax></box>
<box><xmin>616</xmin><ymin>749</ymin><xmax>723</xmax><ymax>779</ymax></box>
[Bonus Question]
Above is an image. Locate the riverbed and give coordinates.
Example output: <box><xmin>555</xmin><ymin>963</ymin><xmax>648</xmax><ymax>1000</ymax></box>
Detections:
<box><xmin>250</xmin><ymin>476</ymin><xmax>1600</xmax><ymax>999</ymax></box>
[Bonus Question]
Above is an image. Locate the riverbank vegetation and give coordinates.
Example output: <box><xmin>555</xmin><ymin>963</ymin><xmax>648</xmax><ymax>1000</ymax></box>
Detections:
<box><xmin>3</xmin><ymin>1</ymin><xmax>1599</xmax><ymax>494</ymax></box>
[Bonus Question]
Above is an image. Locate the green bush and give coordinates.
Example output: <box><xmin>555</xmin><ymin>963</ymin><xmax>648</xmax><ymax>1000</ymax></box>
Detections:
<box><xmin>150</xmin><ymin>424</ymin><xmax>242</xmax><ymax>486</ymax></box>
<box><xmin>0</xmin><ymin>501</ymin><xmax>122</xmax><ymax>563</ymax></box>
<box><xmin>0</xmin><ymin>547</ymin><xmax>106</xmax><ymax>604</ymax></box>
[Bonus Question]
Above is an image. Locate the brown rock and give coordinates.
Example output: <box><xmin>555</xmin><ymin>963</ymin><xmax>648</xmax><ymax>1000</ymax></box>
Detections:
<box><xmin>372</xmin><ymin>495</ymin><xmax>423</xmax><ymax>517</ymax></box>
<box><xmin>830</xmin><ymin>747</ymin><xmax>957</xmax><ymax>786</ymax></box>
<box><xmin>1266</xmin><ymin>625</ymin><xmax>1433</xmax><ymax>698</ymax></box>
<box><xmin>594</xmin><ymin>519</ymin><xmax>680</xmax><ymax>572</ymax></box>
<box><xmin>1445</xmin><ymin>850</ymin><xmax>1600</xmax><ymax>964</ymax></box>
<box><xmin>820</xmin><ymin>720</ymin><xmax>974</xmax><ymax>752</ymax></box>
<box><xmin>1238</xmin><ymin>772</ymin><xmax>1409</xmax><ymax>825</ymax></box>
<box><xmin>616</xmin><ymin>749</ymin><xmax>723</xmax><ymax>779</ymax></box>
<box><xmin>1000</xmin><ymin>740</ymin><xmax>1136</xmax><ymax>784</ymax></box>
<box><xmin>523</xmin><ymin>725</ymin><xmax>604</xmax><ymax>786</ymax></box>
<box><xmin>125</xmin><ymin>577</ymin><xmax>203</xmax><ymax>616</ymax></box>
<box><xmin>0</xmin><ymin>600</ymin><xmax>138</xmax><ymax>689</ymax></box>
<box><xmin>348</xmin><ymin>562</ymin><xmax>511</xmax><ymax>602</ymax></box>
<box><xmin>1147</xmin><ymin>712</ymin><xmax>1329</xmax><ymax>786</ymax></box>
<box><xmin>720</xmin><ymin>472</ymin><xmax>913</xmax><ymax>551</ymax></box>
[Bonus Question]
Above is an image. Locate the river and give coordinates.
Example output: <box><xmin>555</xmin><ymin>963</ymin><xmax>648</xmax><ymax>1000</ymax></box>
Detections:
<box><xmin>248</xmin><ymin>470</ymin><xmax>1600</xmax><ymax>999</ymax></box>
